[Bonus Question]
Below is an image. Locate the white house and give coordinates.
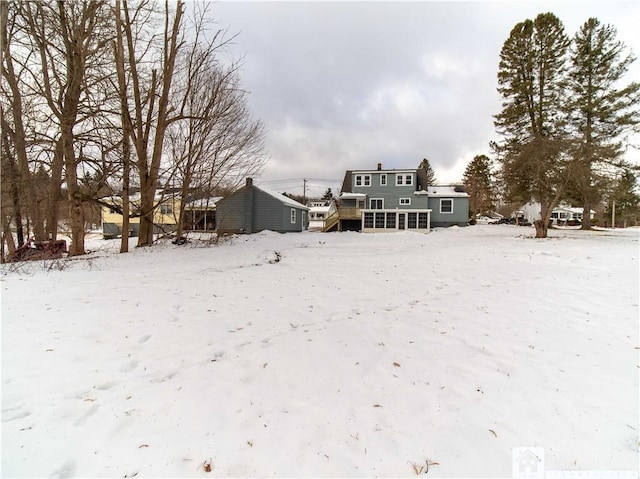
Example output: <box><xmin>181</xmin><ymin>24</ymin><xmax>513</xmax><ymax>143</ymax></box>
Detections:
<box><xmin>516</xmin><ymin>202</ymin><xmax>595</xmax><ymax>225</ymax></box>
<box><xmin>308</xmin><ymin>198</ymin><xmax>337</xmax><ymax>231</ymax></box>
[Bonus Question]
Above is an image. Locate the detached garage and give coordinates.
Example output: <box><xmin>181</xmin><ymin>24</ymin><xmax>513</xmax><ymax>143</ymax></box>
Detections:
<box><xmin>216</xmin><ymin>178</ymin><xmax>309</xmax><ymax>234</ymax></box>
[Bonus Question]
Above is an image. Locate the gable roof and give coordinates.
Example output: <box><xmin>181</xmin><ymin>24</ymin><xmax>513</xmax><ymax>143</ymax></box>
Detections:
<box><xmin>255</xmin><ymin>184</ymin><xmax>309</xmax><ymax>210</ymax></box>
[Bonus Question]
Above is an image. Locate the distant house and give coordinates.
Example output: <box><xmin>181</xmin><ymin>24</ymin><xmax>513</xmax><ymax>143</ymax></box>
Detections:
<box><xmin>216</xmin><ymin>178</ymin><xmax>309</xmax><ymax>234</ymax></box>
<box><xmin>182</xmin><ymin>197</ymin><xmax>221</xmax><ymax>232</ymax></box>
<box><xmin>308</xmin><ymin>198</ymin><xmax>338</xmax><ymax>231</ymax></box>
<box><xmin>551</xmin><ymin>205</ymin><xmax>595</xmax><ymax>225</ymax></box>
<box><xmin>335</xmin><ymin>163</ymin><xmax>469</xmax><ymax>232</ymax></box>
<box><xmin>101</xmin><ymin>192</ymin><xmax>222</xmax><ymax>239</ymax></box>
<box><xmin>515</xmin><ymin>202</ymin><xmax>595</xmax><ymax>225</ymax></box>
<box><xmin>101</xmin><ymin>192</ymin><xmax>181</xmax><ymax>239</ymax></box>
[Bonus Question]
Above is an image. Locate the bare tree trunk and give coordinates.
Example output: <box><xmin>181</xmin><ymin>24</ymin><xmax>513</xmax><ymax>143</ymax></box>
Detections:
<box><xmin>138</xmin><ymin>1</ymin><xmax>183</xmax><ymax>247</ymax></box>
<box><xmin>1</xmin><ymin>2</ymin><xmax>45</xmax><ymax>241</ymax></box>
<box><xmin>581</xmin><ymin>198</ymin><xmax>592</xmax><ymax>230</ymax></box>
<box><xmin>46</xmin><ymin>138</ymin><xmax>64</xmax><ymax>240</ymax></box>
<box><xmin>114</xmin><ymin>0</ymin><xmax>130</xmax><ymax>253</ymax></box>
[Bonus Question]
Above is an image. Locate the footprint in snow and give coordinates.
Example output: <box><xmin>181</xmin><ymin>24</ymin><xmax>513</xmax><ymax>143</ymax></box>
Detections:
<box><xmin>1</xmin><ymin>407</ymin><xmax>31</xmax><ymax>422</ymax></box>
<box><xmin>74</xmin><ymin>403</ymin><xmax>99</xmax><ymax>426</ymax></box>
<box><xmin>138</xmin><ymin>334</ymin><xmax>151</xmax><ymax>344</ymax></box>
<box><xmin>49</xmin><ymin>460</ymin><xmax>76</xmax><ymax>479</ymax></box>
<box><xmin>120</xmin><ymin>359</ymin><xmax>138</xmax><ymax>373</ymax></box>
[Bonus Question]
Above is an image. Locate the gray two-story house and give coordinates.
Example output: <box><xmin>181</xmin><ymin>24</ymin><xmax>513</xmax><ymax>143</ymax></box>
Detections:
<box><xmin>334</xmin><ymin>163</ymin><xmax>468</xmax><ymax>232</ymax></box>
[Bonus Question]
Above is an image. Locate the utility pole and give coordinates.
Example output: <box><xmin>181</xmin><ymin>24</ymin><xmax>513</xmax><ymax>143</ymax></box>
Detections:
<box><xmin>303</xmin><ymin>178</ymin><xmax>307</xmax><ymax>205</ymax></box>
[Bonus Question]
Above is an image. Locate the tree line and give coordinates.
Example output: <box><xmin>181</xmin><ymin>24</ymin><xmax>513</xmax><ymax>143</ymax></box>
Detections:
<box><xmin>463</xmin><ymin>13</ymin><xmax>639</xmax><ymax>237</ymax></box>
<box><xmin>1</xmin><ymin>0</ymin><xmax>265</xmax><ymax>259</ymax></box>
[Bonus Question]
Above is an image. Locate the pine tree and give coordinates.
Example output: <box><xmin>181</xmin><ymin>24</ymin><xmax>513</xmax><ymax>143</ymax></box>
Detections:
<box><xmin>418</xmin><ymin>158</ymin><xmax>437</xmax><ymax>185</ymax></box>
<box><xmin>493</xmin><ymin>12</ymin><xmax>571</xmax><ymax>238</ymax></box>
<box><xmin>567</xmin><ymin>18</ymin><xmax>640</xmax><ymax>229</ymax></box>
<box><xmin>322</xmin><ymin>188</ymin><xmax>333</xmax><ymax>200</ymax></box>
<box><xmin>463</xmin><ymin>155</ymin><xmax>494</xmax><ymax>221</ymax></box>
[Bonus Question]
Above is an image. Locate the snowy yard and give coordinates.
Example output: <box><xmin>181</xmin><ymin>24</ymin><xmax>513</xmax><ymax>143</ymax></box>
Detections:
<box><xmin>2</xmin><ymin>225</ymin><xmax>638</xmax><ymax>478</ymax></box>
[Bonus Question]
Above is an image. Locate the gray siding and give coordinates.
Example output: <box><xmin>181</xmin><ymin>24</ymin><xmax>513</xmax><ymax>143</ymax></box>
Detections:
<box><xmin>351</xmin><ymin>172</ymin><xmax>429</xmax><ymax>209</ymax></box>
<box><xmin>216</xmin><ymin>187</ymin><xmax>250</xmax><ymax>232</ymax></box>
<box><xmin>428</xmin><ymin>196</ymin><xmax>469</xmax><ymax>227</ymax></box>
<box><xmin>217</xmin><ymin>186</ymin><xmax>307</xmax><ymax>233</ymax></box>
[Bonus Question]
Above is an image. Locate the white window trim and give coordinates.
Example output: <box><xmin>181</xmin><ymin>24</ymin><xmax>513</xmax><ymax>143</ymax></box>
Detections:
<box><xmin>396</xmin><ymin>175</ymin><xmax>404</xmax><ymax>186</ymax></box>
<box><xmin>291</xmin><ymin>208</ymin><xmax>296</xmax><ymax>223</ymax></box>
<box><xmin>440</xmin><ymin>199</ymin><xmax>453</xmax><ymax>214</ymax></box>
<box><xmin>355</xmin><ymin>174</ymin><xmax>371</xmax><ymax>187</ymax></box>
<box><xmin>405</xmin><ymin>174</ymin><xmax>413</xmax><ymax>186</ymax></box>
<box><xmin>399</xmin><ymin>198</ymin><xmax>411</xmax><ymax>206</ymax></box>
<box><xmin>380</xmin><ymin>174</ymin><xmax>387</xmax><ymax>186</ymax></box>
<box><xmin>370</xmin><ymin>198</ymin><xmax>384</xmax><ymax>209</ymax></box>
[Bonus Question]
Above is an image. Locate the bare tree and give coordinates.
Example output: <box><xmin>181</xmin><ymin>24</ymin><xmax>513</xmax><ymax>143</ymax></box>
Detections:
<box><xmin>15</xmin><ymin>1</ymin><xmax>114</xmax><ymax>255</ymax></box>
<box><xmin>167</xmin><ymin>49</ymin><xmax>266</xmax><ymax>240</ymax></box>
<box><xmin>115</xmin><ymin>0</ymin><xmax>185</xmax><ymax>247</ymax></box>
<box><xmin>1</xmin><ymin>1</ymin><xmax>45</xmax><ymax>244</ymax></box>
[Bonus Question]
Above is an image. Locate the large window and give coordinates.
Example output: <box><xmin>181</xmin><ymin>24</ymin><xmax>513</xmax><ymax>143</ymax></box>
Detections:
<box><xmin>374</xmin><ymin>212</ymin><xmax>385</xmax><ymax>228</ymax></box>
<box><xmin>370</xmin><ymin>198</ymin><xmax>384</xmax><ymax>209</ymax></box>
<box><xmin>396</xmin><ymin>174</ymin><xmax>413</xmax><ymax>186</ymax></box>
<box><xmin>440</xmin><ymin>199</ymin><xmax>453</xmax><ymax>213</ymax></box>
<box><xmin>418</xmin><ymin>212</ymin><xmax>429</xmax><ymax>229</ymax></box>
<box><xmin>355</xmin><ymin>174</ymin><xmax>371</xmax><ymax>187</ymax></box>
<box><xmin>364</xmin><ymin>212</ymin><xmax>374</xmax><ymax>228</ymax></box>
<box><xmin>407</xmin><ymin>212</ymin><xmax>417</xmax><ymax>228</ymax></box>
<box><xmin>386</xmin><ymin>212</ymin><xmax>396</xmax><ymax>228</ymax></box>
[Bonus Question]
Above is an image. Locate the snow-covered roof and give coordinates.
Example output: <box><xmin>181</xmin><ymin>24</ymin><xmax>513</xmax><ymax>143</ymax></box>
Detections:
<box><xmin>255</xmin><ymin>185</ymin><xmax>309</xmax><ymax>210</ymax></box>
<box><xmin>553</xmin><ymin>206</ymin><xmax>595</xmax><ymax>214</ymax></box>
<box><xmin>184</xmin><ymin>197</ymin><xmax>222</xmax><ymax>208</ymax></box>
<box><xmin>340</xmin><ymin>192</ymin><xmax>367</xmax><ymax>199</ymax></box>
<box><xmin>309</xmin><ymin>205</ymin><xmax>332</xmax><ymax>214</ymax></box>
<box><xmin>424</xmin><ymin>186</ymin><xmax>469</xmax><ymax>197</ymax></box>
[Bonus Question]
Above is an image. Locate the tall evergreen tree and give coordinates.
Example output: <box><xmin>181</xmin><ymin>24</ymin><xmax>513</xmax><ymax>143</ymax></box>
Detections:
<box><xmin>463</xmin><ymin>155</ymin><xmax>494</xmax><ymax>221</ymax></box>
<box><xmin>493</xmin><ymin>12</ymin><xmax>571</xmax><ymax>238</ymax></box>
<box><xmin>418</xmin><ymin>158</ymin><xmax>437</xmax><ymax>185</ymax></box>
<box><xmin>567</xmin><ymin>18</ymin><xmax>640</xmax><ymax>230</ymax></box>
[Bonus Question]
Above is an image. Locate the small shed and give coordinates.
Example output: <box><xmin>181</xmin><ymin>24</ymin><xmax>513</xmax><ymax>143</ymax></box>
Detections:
<box><xmin>216</xmin><ymin>178</ymin><xmax>309</xmax><ymax>234</ymax></box>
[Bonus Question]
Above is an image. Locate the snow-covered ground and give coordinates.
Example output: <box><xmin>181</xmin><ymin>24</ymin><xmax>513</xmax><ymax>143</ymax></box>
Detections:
<box><xmin>2</xmin><ymin>225</ymin><xmax>639</xmax><ymax>478</ymax></box>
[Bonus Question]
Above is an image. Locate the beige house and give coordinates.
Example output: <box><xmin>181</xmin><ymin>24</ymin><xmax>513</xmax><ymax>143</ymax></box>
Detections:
<box><xmin>101</xmin><ymin>194</ymin><xmax>181</xmax><ymax>239</ymax></box>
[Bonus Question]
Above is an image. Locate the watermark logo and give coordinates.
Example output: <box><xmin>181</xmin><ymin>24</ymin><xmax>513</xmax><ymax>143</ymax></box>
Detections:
<box><xmin>512</xmin><ymin>447</ymin><xmax>544</xmax><ymax>479</ymax></box>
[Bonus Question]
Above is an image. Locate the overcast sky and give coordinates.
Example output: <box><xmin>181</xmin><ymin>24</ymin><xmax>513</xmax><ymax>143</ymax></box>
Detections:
<box><xmin>210</xmin><ymin>1</ymin><xmax>640</xmax><ymax>197</ymax></box>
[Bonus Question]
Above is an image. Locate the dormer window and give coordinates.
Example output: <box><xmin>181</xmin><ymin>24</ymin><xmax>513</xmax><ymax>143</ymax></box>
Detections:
<box><xmin>355</xmin><ymin>174</ymin><xmax>371</xmax><ymax>187</ymax></box>
<box><xmin>396</xmin><ymin>174</ymin><xmax>413</xmax><ymax>186</ymax></box>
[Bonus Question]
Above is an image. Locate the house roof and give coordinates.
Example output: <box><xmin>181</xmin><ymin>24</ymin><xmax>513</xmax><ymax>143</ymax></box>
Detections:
<box><xmin>309</xmin><ymin>205</ymin><xmax>332</xmax><ymax>214</ymax></box>
<box><xmin>423</xmin><ymin>186</ymin><xmax>469</xmax><ymax>197</ymax></box>
<box><xmin>255</xmin><ymin>185</ymin><xmax>310</xmax><ymax>210</ymax></box>
<box><xmin>339</xmin><ymin>192</ymin><xmax>367</xmax><ymax>199</ymax></box>
<box><xmin>553</xmin><ymin>206</ymin><xmax>595</xmax><ymax>214</ymax></box>
<box><xmin>184</xmin><ymin>197</ymin><xmax>222</xmax><ymax>208</ymax></box>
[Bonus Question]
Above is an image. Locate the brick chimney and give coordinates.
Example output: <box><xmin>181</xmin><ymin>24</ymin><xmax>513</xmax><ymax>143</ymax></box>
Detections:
<box><xmin>377</xmin><ymin>163</ymin><xmax>382</xmax><ymax>171</ymax></box>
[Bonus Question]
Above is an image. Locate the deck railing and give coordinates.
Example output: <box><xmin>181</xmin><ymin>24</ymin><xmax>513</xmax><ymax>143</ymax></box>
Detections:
<box><xmin>337</xmin><ymin>206</ymin><xmax>362</xmax><ymax>219</ymax></box>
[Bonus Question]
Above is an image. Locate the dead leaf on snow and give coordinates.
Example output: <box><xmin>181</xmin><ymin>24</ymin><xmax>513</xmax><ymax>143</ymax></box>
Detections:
<box><xmin>393</xmin><ymin>362</ymin><xmax>401</xmax><ymax>367</ymax></box>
